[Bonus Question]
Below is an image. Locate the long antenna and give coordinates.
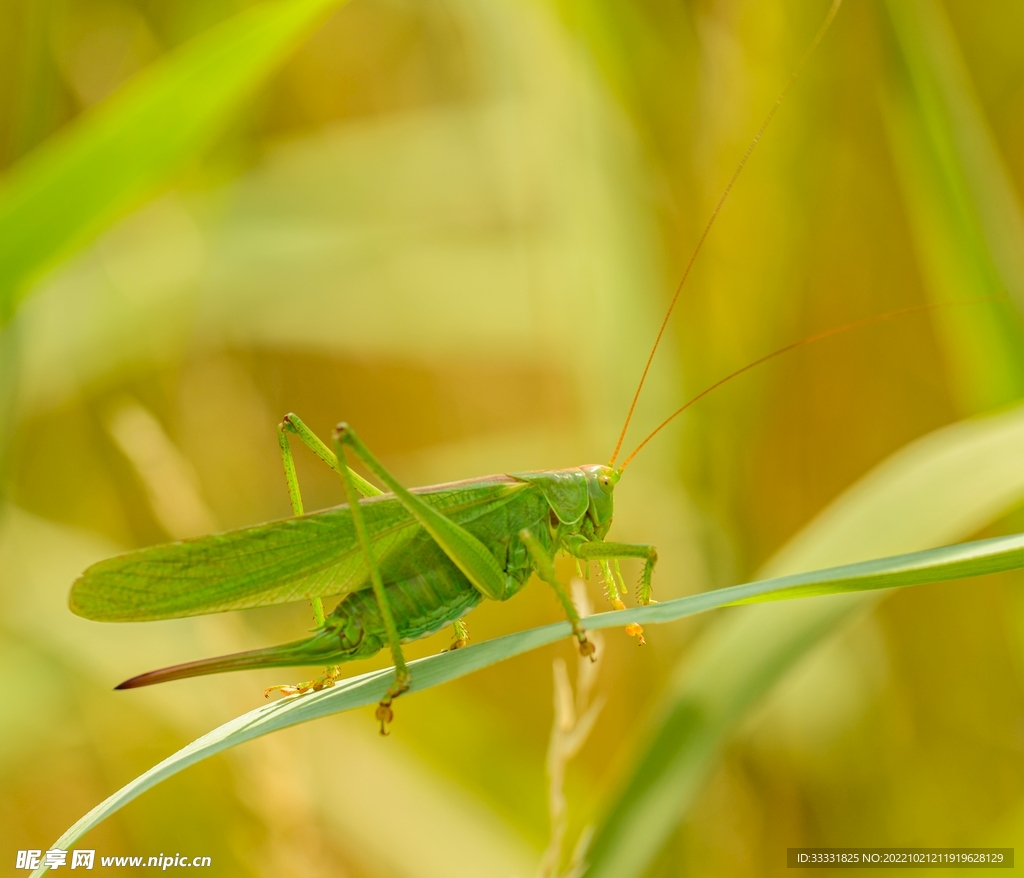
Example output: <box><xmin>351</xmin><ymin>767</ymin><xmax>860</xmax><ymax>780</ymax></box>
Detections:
<box><xmin>615</xmin><ymin>298</ymin><xmax>1002</xmax><ymax>472</ymax></box>
<box><xmin>608</xmin><ymin>0</ymin><xmax>843</xmax><ymax>467</ymax></box>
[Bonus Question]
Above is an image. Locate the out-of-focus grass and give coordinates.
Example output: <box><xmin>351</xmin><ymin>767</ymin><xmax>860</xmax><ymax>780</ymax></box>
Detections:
<box><xmin>0</xmin><ymin>0</ymin><xmax>347</xmax><ymax>500</ymax></box>
<box><xmin>4</xmin><ymin>0</ymin><xmax>1024</xmax><ymax>876</ymax></box>
<box><xmin>587</xmin><ymin>4</ymin><xmax>1024</xmax><ymax>873</ymax></box>
<box><xmin>0</xmin><ymin>0</ymin><xmax>347</xmax><ymax>319</ymax></box>
<box><xmin>882</xmin><ymin>0</ymin><xmax>1024</xmax><ymax>414</ymax></box>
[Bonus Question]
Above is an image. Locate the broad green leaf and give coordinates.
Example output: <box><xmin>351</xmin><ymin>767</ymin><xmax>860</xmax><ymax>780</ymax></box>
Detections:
<box><xmin>882</xmin><ymin>0</ymin><xmax>1024</xmax><ymax>413</ymax></box>
<box><xmin>32</xmin><ymin>530</ymin><xmax>1024</xmax><ymax>875</ymax></box>
<box><xmin>0</xmin><ymin>0</ymin><xmax>346</xmax><ymax>323</ymax></box>
<box><xmin>585</xmin><ymin>403</ymin><xmax>1024</xmax><ymax>878</ymax></box>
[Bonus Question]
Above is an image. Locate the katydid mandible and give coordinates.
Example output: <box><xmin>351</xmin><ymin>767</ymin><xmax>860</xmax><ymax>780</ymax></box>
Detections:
<box><xmin>70</xmin><ymin>1</ymin><xmax>845</xmax><ymax>734</ymax></box>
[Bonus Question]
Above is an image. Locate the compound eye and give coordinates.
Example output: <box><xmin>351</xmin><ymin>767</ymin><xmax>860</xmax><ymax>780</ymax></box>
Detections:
<box><xmin>598</xmin><ymin>474</ymin><xmax>612</xmax><ymax>492</ymax></box>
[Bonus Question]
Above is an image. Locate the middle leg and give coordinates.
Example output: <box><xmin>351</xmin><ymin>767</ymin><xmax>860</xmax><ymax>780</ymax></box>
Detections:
<box><xmin>519</xmin><ymin>528</ymin><xmax>595</xmax><ymax>659</ymax></box>
<box><xmin>278</xmin><ymin>412</ymin><xmax>382</xmax><ymax>626</ymax></box>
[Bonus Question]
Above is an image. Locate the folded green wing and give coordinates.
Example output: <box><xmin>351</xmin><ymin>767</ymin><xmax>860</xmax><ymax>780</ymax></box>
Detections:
<box><xmin>71</xmin><ymin>477</ymin><xmax>526</xmax><ymax>621</ymax></box>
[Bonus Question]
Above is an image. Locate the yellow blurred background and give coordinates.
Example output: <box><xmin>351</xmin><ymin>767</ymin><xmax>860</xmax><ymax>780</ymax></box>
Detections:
<box><xmin>3</xmin><ymin>0</ymin><xmax>1024</xmax><ymax>875</ymax></box>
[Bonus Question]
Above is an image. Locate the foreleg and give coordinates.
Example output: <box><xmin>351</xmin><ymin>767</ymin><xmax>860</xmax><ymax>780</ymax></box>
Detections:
<box><xmin>571</xmin><ymin>541</ymin><xmax>657</xmax><ymax>644</ymax></box>
<box><xmin>572</xmin><ymin>541</ymin><xmax>658</xmax><ymax>604</ymax></box>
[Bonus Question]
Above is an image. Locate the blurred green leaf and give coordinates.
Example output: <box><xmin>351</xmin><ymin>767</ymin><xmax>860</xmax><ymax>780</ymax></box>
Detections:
<box><xmin>13</xmin><ymin>35</ymin><xmax>676</xmax><ymax>467</ymax></box>
<box><xmin>33</xmin><ymin>528</ymin><xmax>1024</xmax><ymax>874</ymax></box>
<box><xmin>586</xmin><ymin>403</ymin><xmax>1024</xmax><ymax>878</ymax></box>
<box><xmin>0</xmin><ymin>0</ymin><xmax>346</xmax><ymax>323</ymax></box>
<box><xmin>0</xmin><ymin>324</ymin><xmax>19</xmax><ymax>490</ymax></box>
<box><xmin>882</xmin><ymin>0</ymin><xmax>1024</xmax><ymax>413</ymax></box>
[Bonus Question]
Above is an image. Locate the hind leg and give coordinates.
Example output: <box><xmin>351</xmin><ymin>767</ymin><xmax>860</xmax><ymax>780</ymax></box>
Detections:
<box><xmin>277</xmin><ymin>412</ymin><xmax>382</xmax><ymax>625</ymax></box>
<box><xmin>268</xmin><ymin>414</ymin><xmax>386</xmax><ymax>704</ymax></box>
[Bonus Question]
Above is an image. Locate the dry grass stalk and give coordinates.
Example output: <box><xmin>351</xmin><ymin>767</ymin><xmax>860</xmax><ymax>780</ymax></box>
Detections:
<box><xmin>536</xmin><ymin>579</ymin><xmax>606</xmax><ymax>878</ymax></box>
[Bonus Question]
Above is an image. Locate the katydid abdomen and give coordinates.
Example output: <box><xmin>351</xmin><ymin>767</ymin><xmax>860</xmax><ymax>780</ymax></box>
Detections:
<box><xmin>113</xmin><ymin>552</ymin><xmax>487</xmax><ymax>687</ymax></box>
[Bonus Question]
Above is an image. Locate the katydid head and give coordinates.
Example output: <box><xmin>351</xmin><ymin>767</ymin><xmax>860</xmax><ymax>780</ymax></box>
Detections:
<box><xmin>581</xmin><ymin>464</ymin><xmax>619</xmax><ymax>537</ymax></box>
<box><xmin>513</xmin><ymin>465</ymin><xmax>617</xmax><ymax>537</ymax></box>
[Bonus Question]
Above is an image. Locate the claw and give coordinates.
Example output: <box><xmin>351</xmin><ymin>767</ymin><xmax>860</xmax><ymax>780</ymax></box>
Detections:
<box><xmin>376</xmin><ymin>702</ymin><xmax>393</xmax><ymax>736</ymax></box>
<box><xmin>445</xmin><ymin>619</ymin><xmax>470</xmax><ymax>652</ymax></box>
<box><xmin>578</xmin><ymin>635</ymin><xmax>597</xmax><ymax>662</ymax></box>
<box><xmin>625</xmin><ymin>622</ymin><xmax>646</xmax><ymax>645</ymax></box>
<box><xmin>264</xmin><ymin>682</ymin><xmax>309</xmax><ymax>698</ymax></box>
<box><xmin>609</xmin><ymin>595</ymin><xmax>645</xmax><ymax>644</ymax></box>
<box><xmin>374</xmin><ymin>675</ymin><xmax>410</xmax><ymax>736</ymax></box>
<box><xmin>264</xmin><ymin>666</ymin><xmax>342</xmax><ymax>699</ymax></box>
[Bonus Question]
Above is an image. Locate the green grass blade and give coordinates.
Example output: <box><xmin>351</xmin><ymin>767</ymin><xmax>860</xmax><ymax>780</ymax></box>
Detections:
<box><xmin>584</xmin><ymin>403</ymin><xmax>1024</xmax><ymax>878</ymax></box>
<box><xmin>32</xmin><ymin>531</ymin><xmax>1024</xmax><ymax>874</ymax></box>
<box><xmin>0</xmin><ymin>0</ymin><xmax>346</xmax><ymax>323</ymax></box>
<box><xmin>882</xmin><ymin>0</ymin><xmax>1024</xmax><ymax>413</ymax></box>
<box><xmin>886</xmin><ymin>0</ymin><xmax>1024</xmax><ymax>313</ymax></box>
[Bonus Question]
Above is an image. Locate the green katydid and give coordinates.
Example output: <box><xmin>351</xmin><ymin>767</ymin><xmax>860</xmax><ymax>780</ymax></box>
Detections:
<box><xmin>72</xmin><ymin>415</ymin><xmax>653</xmax><ymax>733</ymax></box>
<box><xmin>70</xmin><ymin>1</ymin><xmax>854</xmax><ymax>734</ymax></box>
